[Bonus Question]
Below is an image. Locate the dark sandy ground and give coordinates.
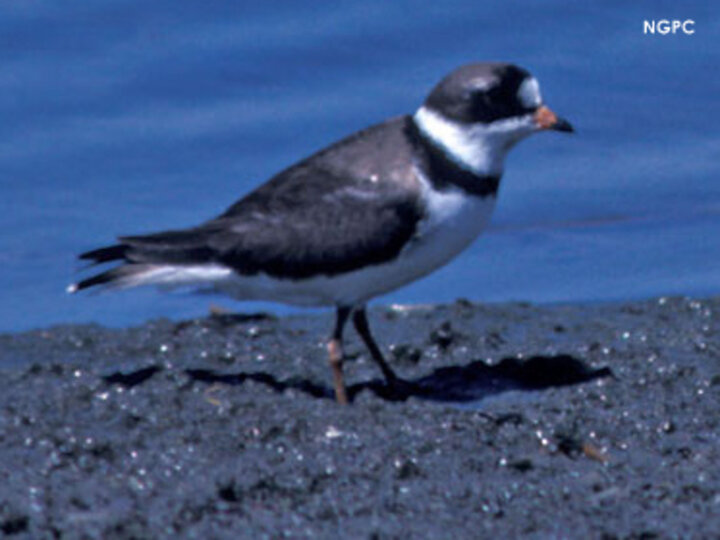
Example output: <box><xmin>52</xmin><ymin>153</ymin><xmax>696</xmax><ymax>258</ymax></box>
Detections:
<box><xmin>0</xmin><ymin>297</ymin><xmax>719</xmax><ymax>538</ymax></box>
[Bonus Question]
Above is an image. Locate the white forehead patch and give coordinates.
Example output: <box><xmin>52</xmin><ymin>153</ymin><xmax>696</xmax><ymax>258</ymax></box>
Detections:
<box><xmin>517</xmin><ymin>77</ymin><xmax>542</xmax><ymax>108</ymax></box>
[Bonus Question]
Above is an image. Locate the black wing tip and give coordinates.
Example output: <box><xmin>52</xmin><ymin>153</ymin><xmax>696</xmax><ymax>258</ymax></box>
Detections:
<box><xmin>67</xmin><ymin>271</ymin><xmax>114</xmax><ymax>294</ymax></box>
<box><xmin>79</xmin><ymin>244</ymin><xmax>128</xmax><ymax>264</ymax></box>
<box><xmin>70</xmin><ymin>243</ymin><xmax>130</xmax><ymax>293</ymax></box>
<box><xmin>67</xmin><ymin>265</ymin><xmax>138</xmax><ymax>294</ymax></box>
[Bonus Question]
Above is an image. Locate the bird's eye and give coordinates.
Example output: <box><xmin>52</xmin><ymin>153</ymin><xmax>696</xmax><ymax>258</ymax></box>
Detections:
<box><xmin>470</xmin><ymin>89</ymin><xmax>496</xmax><ymax>108</ymax></box>
<box><xmin>489</xmin><ymin>86</ymin><xmax>511</xmax><ymax>104</ymax></box>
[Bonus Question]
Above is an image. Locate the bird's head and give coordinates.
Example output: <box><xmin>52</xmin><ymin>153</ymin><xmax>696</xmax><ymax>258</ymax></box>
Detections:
<box><xmin>414</xmin><ymin>63</ymin><xmax>573</xmax><ymax>177</ymax></box>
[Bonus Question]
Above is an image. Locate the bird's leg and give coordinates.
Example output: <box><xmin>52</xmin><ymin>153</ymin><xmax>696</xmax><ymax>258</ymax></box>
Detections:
<box><xmin>352</xmin><ymin>307</ymin><xmax>398</xmax><ymax>386</ymax></box>
<box><xmin>328</xmin><ymin>306</ymin><xmax>352</xmax><ymax>405</ymax></box>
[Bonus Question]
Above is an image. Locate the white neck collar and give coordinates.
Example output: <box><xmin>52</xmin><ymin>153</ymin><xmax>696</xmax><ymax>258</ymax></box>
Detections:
<box><xmin>413</xmin><ymin>106</ymin><xmax>535</xmax><ymax>177</ymax></box>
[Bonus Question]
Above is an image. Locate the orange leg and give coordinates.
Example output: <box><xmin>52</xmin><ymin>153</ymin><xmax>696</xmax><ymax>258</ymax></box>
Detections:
<box><xmin>328</xmin><ymin>307</ymin><xmax>351</xmax><ymax>404</ymax></box>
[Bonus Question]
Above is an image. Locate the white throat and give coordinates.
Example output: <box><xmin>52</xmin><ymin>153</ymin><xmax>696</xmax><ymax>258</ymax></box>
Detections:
<box><xmin>413</xmin><ymin>105</ymin><xmax>535</xmax><ymax>177</ymax></box>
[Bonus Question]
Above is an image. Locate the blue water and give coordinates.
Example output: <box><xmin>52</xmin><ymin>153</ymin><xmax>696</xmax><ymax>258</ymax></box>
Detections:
<box><xmin>2</xmin><ymin>1</ymin><xmax>719</xmax><ymax>332</ymax></box>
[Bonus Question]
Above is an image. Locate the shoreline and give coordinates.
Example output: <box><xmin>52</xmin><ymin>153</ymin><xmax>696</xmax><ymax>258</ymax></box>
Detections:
<box><xmin>1</xmin><ymin>296</ymin><xmax>719</xmax><ymax>537</ymax></box>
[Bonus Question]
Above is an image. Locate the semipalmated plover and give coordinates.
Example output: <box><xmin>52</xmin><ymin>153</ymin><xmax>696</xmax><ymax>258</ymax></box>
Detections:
<box><xmin>69</xmin><ymin>62</ymin><xmax>573</xmax><ymax>404</ymax></box>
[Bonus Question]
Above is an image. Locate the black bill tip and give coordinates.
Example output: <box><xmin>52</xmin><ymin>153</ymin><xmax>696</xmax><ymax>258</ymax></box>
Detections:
<box><xmin>551</xmin><ymin>117</ymin><xmax>574</xmax><ymax>133</ymax></box>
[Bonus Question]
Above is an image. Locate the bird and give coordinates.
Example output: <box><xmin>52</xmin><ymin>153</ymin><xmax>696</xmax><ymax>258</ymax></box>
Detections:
<box><xmin>69</xmin><ymin>62</ymin><xmax>573</xmax><ymax>404</ymax></box>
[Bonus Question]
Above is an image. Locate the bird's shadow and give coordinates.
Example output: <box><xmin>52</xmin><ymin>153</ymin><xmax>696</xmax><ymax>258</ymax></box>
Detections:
<box><xmin>179</xmin><ymin>354</ymin><xmax>612</xmax><ymax>404</ymax></box>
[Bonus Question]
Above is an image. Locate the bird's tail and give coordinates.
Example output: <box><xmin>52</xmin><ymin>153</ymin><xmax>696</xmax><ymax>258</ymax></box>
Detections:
<box><xmin>68</xmin><ymin>228</ymin><xmax>228</xmax><ymax>294</ymax></box>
